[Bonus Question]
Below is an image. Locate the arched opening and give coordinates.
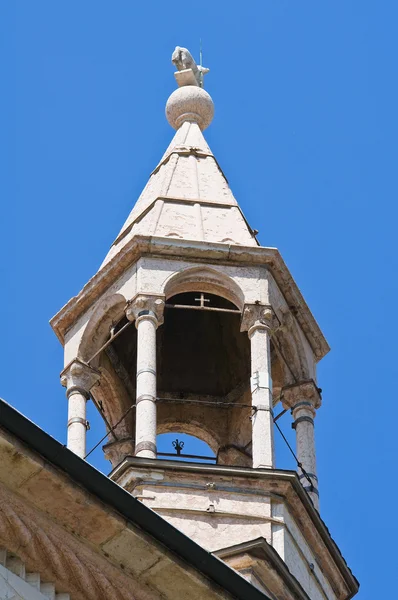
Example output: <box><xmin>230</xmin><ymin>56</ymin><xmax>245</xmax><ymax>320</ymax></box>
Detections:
<box><xmin>163</xmin><ymin>267</ymin><xmax>245</xmax><ymax>311</ymax></box>
<box><xmin>157</xmin><ymin>433</ymin><xmax>216</xmax><ymax>463</ymax></box>
<box><xmin>78</xmin><ymin>293</ymin><xmax>127</xmax><ymax>365</ymax></box>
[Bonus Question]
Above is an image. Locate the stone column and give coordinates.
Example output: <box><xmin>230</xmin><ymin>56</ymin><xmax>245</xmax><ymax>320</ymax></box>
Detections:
<box><xmin>126</xmin><ymin>294</ymin><xmax>165</xmax><ymax>459</ymax></box>
<box><xmin>282</xmin><ymin>380</ymin><xmax>322</xmax><ymax>510</ymax></box>
<box><xmin>61</xmin><ymin>359</ymin><xmax>100</xmax><ymax>458</ymax></box>
<box><xmin>241</xmin><ymin>305</ymin><xmax>275</xmax><ymax>469</ymax></box>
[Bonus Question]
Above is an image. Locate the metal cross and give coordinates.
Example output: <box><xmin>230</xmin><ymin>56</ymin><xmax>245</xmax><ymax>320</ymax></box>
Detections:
<box><xmin>194</xmin><ymin>293</ymin><xmax>210</xmax><ymax>307</ymax></box>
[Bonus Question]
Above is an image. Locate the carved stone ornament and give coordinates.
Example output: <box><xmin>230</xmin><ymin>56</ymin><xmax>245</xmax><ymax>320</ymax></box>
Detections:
<box><xmin>125</xmin><ymin>294</ymin><xmax>165</xmax><ymax>326</ymax></box>
<box><xmin>240</xmin><ymin>304</ymin><xmax>276</xmax><ymax>335</ymax></box>
<box><xmin>0</xmin><ymin>483</ymin><xmax>156</xmax><ymax>600</ymax></box>
<box><xmin>166</xmin><ymin>85</ymin><xmax>214</xmax><ymax>131</ymax></box>
<box><xmin>167</xmin><ymin>45</ymin><xmax>214</xmax><ymax>130</ymax></box>
<box><xmin>282</xmin><ymin>379</ymin><xmax>322</xmax><ymax>411</ymax></box>
<box><xmin>60</xmin><ymin>359</ymin><xmax>100</xmax><ymax>394</ymax></box>
<box><xmin>103</xmin><ymin>437</ymin><xmax>135</xmax><ymax>468</ymax></box>
<box><xmin>171</xmin><ymin>46</ymin><xmax>209</xmax><ymax>88</ymax></box>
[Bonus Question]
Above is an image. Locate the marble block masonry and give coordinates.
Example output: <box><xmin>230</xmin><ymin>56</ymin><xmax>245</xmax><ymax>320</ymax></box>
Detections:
<box><xmin>50</xmin><ymin>46</ymin><xmax>358</xmax><ymax>600</ymax></box>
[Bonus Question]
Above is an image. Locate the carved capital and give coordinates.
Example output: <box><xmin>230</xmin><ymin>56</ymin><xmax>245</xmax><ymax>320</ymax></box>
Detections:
<box><xmin>125</xmin><ymin>294</ymin><xmax>165</xmax><ymax>327</ymax></box>
<box><xmin>282</xmin><ymin>379</ymin><xmax>322</xmax><ymax>411</ymax></box>
<box><xmin>240</xmin><ymin>304</ymin><xmax>276</xmax><ymax>336</ymax></box>
<box><xmin>60</xmin><ymin>359</ymin><xmax>100</xmax><ymax>396</ymax></box>
<box><xmin>103</xmin><ymin>437</ymin><xmax>135</xmax><ymax>468</ymax></box>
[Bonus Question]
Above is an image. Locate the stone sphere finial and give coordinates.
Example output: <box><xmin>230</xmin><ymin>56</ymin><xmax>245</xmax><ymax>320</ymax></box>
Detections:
<box><xmin>166</xmin><ymin>85</ymin><xmax>214</xmax><ymax>131</ymax></box>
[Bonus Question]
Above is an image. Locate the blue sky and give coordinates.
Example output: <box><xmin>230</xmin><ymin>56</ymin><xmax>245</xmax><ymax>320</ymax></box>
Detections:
<box><xmin>1</xmin><ymin>2</ymin><xmax>397</xmax><ymax>598</ymax></box>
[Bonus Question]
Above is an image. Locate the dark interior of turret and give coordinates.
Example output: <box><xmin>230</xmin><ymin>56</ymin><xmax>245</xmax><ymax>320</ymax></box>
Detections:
<box><xmin>108</xmin><ymin>292</ymin><xmax>251</xmax><ymax>401</ymax></box>
<box><xmin>158</xmin><ymin>292</ymin><xmax>250</xmax><ymax>398</ymax></box>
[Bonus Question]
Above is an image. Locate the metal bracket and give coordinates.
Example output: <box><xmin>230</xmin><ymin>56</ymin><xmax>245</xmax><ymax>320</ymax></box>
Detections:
<box><xmin>67</xmin><ymin>417</ymin><xmax>90</xmax><ymax>430</ymax></box>
<box><xmin>302</xmin><ymin>485</ymin><xmax>319</xmax><ymax>497</ymax></box>
<box><xmin>136</xmin><ymin>394</ymin><xmax>156</xmax><ymax>404</ymax></box>
<box><xmin>299</xmin><ymin>472</ymin><xmax>318</xmax><ymax>482</ymax></box>
<box><xmin>292</xmin><ymin>416</ymin><xmax>314</xmax><ymax>429</ymax></box>
<box><xmin>250</xmin><ymin>405</ymin><xmax>273</xmax><ymax>421</ymax></box>
<box><xmin>255</xmin><ymin>405</ymin><xmax>274</xmax><ymax>414</ymax></box>
<box><xmin>137</xmin><ymin>367</ymin><xmax>157</xmax><ymax>377</ymax></box>
<box><xmin>250</xmin><ymin>371</ymin><xmax>272</xmax><ymax>393</ymax></box>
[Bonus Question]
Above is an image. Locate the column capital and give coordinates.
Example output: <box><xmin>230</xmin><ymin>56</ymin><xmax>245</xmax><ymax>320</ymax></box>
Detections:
<box><xmin>282</xmin><ymin>379</ymin><xmax>322</xmax><ymax>411</ymax></box>
<box><xmin>60</xmin><ymin>359</ymin><xmax>100</xmax><ymax>398</ymax></box>
<box><xmin>125</xmin><ymin>294</ymin><xmax>165</xmax><ymax>327</ymax></box>
<box><xmin>240</xmin><ymin>303</ymin><xmax>276</xmax><ymax>336</ymax></box>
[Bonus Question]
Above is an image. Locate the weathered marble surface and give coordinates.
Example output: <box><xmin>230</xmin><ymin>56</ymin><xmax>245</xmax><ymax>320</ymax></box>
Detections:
<box><xmin>113</xmin><ymin>459</ymin><xmax>357</xmax><ymax>600</ymax></box>
<box><xmin>0</xmin><ymin>426</ymin><xmax>233</xmax><ymax>600</ymax></box>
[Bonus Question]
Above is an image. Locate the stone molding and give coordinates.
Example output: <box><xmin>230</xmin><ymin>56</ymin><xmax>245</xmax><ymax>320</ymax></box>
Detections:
<box><xmin>282</xmin><ymin>380</ymin><xmax>322</xmax><ymax>411</ymax></box>
<box><xmin>215</xmin><ymin>538</ymin><xmax>312</xmax><ymax>600</ymax></box>
<box><xmin>65</xmin><ymin>386</ymin><xmax>90</xmax><ymax>400</ymax></box>
<box><xmin>60</xmin><ymin>359</ymin><xmax>100</xmax><ymax>395</ymax></box>
<box><xmin>0</xmin><ymin>484</ymin><xmax>156</xmax><ymax>600</ymax></box>
<box><xmin>164</xmin><ymin>266</ymin><xmax>244</xmax><ymax>310</ymax></box>
<box><xmin>113</xmin><ymin>458</ymin><xmax>357</xmax><ymax>599</ymax></box>
<box><xmin>240</xmin><ymin>304</ymin><xmax>276</xmax><ymax>336</ymax></box>
<box><xmin>125</xmin><ymin>294</ymin><xmax>165</xmax><ymax>327</ymax></box>
<box><xmin>50</xmin><ymin>237</ymin><xmax>329</xmax><ymax>363</ymax></box>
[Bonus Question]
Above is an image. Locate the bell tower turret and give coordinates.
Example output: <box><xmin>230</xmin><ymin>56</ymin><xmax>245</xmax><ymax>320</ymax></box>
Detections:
<box><xmin>51</xmin><ymin>48</ymin><xmax>358</xmax><ymax>600</ymax></box>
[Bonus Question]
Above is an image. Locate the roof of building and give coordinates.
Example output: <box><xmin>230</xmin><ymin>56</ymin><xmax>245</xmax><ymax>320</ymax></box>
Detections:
<box><xmin>0</xmin><ymin>397</ymin><xmax>270</xmax><ymax>600</ymax></box>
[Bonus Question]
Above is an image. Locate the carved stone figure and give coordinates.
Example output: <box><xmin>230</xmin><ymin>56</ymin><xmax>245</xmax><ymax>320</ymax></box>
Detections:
<box><xmin>171</xmin><ymin>46</ymin><xmax>209</xmax><ymax>87</ymax></box>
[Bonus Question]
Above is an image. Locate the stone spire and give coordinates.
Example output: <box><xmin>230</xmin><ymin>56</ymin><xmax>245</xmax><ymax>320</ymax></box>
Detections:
<box><xmin>100</xmin><ymin>49</ymin><xmax>257</xmax><ymax>268</ymax></box>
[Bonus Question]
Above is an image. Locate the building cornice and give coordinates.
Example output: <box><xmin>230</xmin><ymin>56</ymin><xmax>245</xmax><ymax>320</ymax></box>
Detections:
<box><xmin>50</xmin><ymin>235</ymin><xmax>329</xmax><ymax>361</ymax></box>
<box><xmin>215</xmin><ymin>537</ymin><xmax>312</xmax><ymax>600</ymax></box>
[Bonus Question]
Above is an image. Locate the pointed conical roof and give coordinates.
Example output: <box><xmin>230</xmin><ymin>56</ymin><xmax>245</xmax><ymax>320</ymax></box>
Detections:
<box><xmin>51</xmin><ymin>71</ymin><xmax>330</xmax><ymax>365</ymax></box>
<box><xmin>101</xmin><ymin>86</ymin><xmax>257</xmax><ymax>268</ymax></box>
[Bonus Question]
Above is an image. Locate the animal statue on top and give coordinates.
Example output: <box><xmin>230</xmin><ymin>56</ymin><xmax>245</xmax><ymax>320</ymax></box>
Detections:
<box><xmin>171</xmin><ymin>46</ymin><xmax>209</xmax><ymax>88</ymax></box>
